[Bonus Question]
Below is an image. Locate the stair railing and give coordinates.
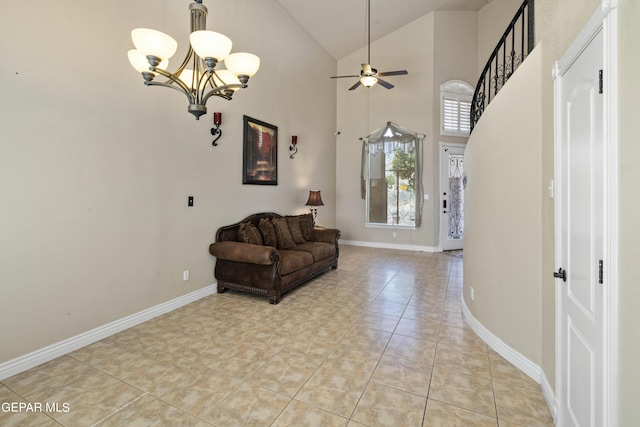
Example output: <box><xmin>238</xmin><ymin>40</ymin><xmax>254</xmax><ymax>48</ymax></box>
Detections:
<box><xmin>470</xmin><ymin>0</ymin><xmax>534</xmax><ymax>132</ymax></box>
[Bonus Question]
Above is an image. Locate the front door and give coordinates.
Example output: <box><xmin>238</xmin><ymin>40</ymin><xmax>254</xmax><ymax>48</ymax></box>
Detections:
<box><xmin>556</xmin><ymin>29</ymin><xmax>604</xmax><ymax>427</ymax></box>
<box><xmin>441</xmin><ymin>143</ymin><xmax>465</xmax><ymax>251</ymax></box>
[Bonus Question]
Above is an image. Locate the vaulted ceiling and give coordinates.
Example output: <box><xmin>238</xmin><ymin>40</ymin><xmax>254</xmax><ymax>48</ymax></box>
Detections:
<box><xmin>276</xmin><ymin>0</ymin><xmax>489</xmax><ymax>60</ymax></box>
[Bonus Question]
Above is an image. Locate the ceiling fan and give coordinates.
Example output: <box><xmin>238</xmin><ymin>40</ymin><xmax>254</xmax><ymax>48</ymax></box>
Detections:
<box><xmin>330</xmin><ymin>0</ymin><xmax>408</xmax><ymax>90</ymax></box>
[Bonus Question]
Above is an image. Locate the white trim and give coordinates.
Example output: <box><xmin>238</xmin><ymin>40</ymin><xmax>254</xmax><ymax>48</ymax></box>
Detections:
<box><xmin>461</xmin><ymin>297</ymin><xmax>540</xmax><ymax>381</ymax></box>
<box><xmin>0</xmin><ymin>284</ymin><xmax>217</xmax><ymax>381</ymax></box>
<box><xmin>340</xmin><ymin>240</ymin><xmax>438</xmax><ymax>252</ymax></box>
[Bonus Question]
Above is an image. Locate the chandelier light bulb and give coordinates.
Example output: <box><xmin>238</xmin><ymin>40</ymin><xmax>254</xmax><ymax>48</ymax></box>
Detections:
<box><xmin>131</xmin><ymin>28</ymin><xmax>178</xmax><ymax>61</ymax></box>
<box><xmin>225</xmin><ymin>53</ymin><xmax>261</xmax><ymax>78</ymax></box>
<box><xmin>189</xmin><ymin>30</ymin><xmax>233</xmax><ymax>63</ymax></box>
<box><xmin>212</xmin><ymin>69</ymin><xmax>241</xmax><ymax>91</ymax></box>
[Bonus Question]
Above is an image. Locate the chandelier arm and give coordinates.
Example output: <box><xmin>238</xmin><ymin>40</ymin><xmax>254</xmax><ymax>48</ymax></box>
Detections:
<box><xmin>144</xmin><ymin>80</ymin><xmax>197</xmax><ymax>104</ymax></box>
<box><xmin>152</xmin><ymin>67</ymin><xmax>195</xmax><ymax>100</ymax></box>
<box><xmin>201</xmin><ymin>85</ymin><xmax>240</xmax><ymax>103</ymax></box>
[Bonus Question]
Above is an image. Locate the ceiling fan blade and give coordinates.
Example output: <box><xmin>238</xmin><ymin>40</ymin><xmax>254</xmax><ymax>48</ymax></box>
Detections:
<box><xmin>378</xmin><ymin>70</ymin><xmax>408</xmax><ymax>77</ymax></box>
<box><xmin>377</xmin><ymin>79</ymin><xmax>394</xmax><ymax>89</ymax></box>
<box><xmin>330</xmin><ymin>75</ymin><xmax>360</xmax><ymax>79</ymax></box>
<box><xmin>348</xmin><ymin>80</ymin><xmax>362</xmax><ymax>91</ymax></box>
<box><xmin>361</xmin><ymin>63</ymin><xmax>372</xmax><ymax>74</ymax></box>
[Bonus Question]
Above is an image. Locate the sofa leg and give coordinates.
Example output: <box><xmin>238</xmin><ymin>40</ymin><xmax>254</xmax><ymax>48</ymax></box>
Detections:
<box><xmin>217</xmin><ymin>285</ymin><xmax>228</xmax><ymax>294</ymax></box>
<box><xmin>269</xmin><ymin>295</ymin><xmax>280</xmax><ymax>304</ymax></box>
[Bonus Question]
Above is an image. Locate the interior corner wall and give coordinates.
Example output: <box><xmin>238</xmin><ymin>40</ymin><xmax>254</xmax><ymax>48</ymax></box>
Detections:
<box><xmin>464</xmin><ymin>46</ymin><xmax>543</xmax><ymax>364</ymax></box>
<box><xmin>0</xmin><ymin>0</ymin><xmax>337</xmax><ymax>365</ymax></box>
<box><xmin>335</xmin><ymin>11</ymin><xmax>477</xmax><ymax>249</ymax></box>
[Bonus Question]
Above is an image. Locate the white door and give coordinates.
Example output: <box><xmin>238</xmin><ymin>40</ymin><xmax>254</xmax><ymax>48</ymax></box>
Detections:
<box><xmin>556</xmin><ymin>29</ymin><xmax>604</xmax><ymax>427</ymax></box>
<box><xmin>440</xmin><ymin>144</ymin><xmax>465</xmax><ymax>251</ymax></box>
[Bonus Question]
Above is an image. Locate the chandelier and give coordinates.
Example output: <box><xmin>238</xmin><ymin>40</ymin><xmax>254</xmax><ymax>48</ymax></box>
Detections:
<box><xmin>127</xmin><ymin>0</ymin><xmax>260</xmax><ymax>120</ymax></box>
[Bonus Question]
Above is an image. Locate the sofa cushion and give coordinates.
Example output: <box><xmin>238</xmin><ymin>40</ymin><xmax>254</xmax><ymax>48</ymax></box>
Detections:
<box><xmin>287</xmin><ymin>213</ymin><xmax>315</xmax><ymax>241</ymax></box>
<box><xmin>279</xmin><ymin>250</ymin><xmax>314</xmax><ymax>275</ymax></box>
<box><xmin>258</xmin><ymin>218</ymin><xmax>277</xmax><ymax>247</ymax></box>
<box><xmin>272</xmin><ymin>217</ymin><xmax>296</xmax><ymax>249</ymax></box>
<box><xmin>292</xmin><ymin>242</ymin><xmax>335</xmax><ymax>262</ymax></box>
<box><xmin>238</xmin><ymin>222</ymin><xmax>263</xmax><ymax>246</ymax></box>
<box><xmin>286</xmin><ymin>216</ymin><xmax>307</xmax><ymax>244</ymax></box>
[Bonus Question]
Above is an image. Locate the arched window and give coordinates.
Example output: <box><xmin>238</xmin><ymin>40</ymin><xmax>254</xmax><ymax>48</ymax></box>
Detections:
<box><xmin>441</xmin><ymin>80</ymin><xmax>473</xmax><ymax>137</ymax></box>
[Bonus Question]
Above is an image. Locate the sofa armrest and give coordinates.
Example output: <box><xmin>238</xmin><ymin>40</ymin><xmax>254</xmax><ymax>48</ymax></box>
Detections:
<box><xmin>209</xmin><ymin>241</ymin><xmax>279</xmax><ymax>265</ymax></box>
<box><xmin>314</xmin><ymin>227</ymin><xmax>341</xmax><ymax>243</ymax></box>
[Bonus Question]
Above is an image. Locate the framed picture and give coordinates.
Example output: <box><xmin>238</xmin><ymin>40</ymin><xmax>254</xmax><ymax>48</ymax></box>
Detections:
<box><xmin>242</xmin><ymin>115</ymin><xmax>278</xmax><ymax>185</ymax></box>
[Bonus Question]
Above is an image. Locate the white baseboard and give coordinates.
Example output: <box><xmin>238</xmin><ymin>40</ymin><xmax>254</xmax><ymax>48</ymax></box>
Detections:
<box><xmin>462</xmin><ymin>297</ymin><xmax>558</xmax><ymax>423</ymax></box>
<box><xmin>0</xmin><ymin>284</ymin><xmax>217</xmax><ymax>381</ymax></box>
<box><xmin>461</xmin><ymin>296</ymin><xmax>541</xmax><ymax>381</ymax></box>
<box><xmin>341</xmin><ymin>239</ymin><xmax>439</xmax><ymax>252</ymax></box>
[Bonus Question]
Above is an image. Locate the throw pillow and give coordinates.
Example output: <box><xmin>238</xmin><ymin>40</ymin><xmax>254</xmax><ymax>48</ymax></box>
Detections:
<box><xmin>258</xmin><ymin>218</ymin><xmax>277</xmax><ymax>247</ymax></box>
<box><xmin>286</xmin><ymin>216</ymin><xmax>307</xmax><ymax>244</ymax></box>
<box><xmin>297</xmin><ymin>213</ymin><xmax>315</xmax><ymax>241</ymax></box>
<box><xmin>272</xmin><ymin>217</ymin><xmax>296</xmax><ymax>249</ymax></box>
<box><xmin>238</xmin><ymin>222</ymin><xmax>263</xmax><ymax>246</ymax></box>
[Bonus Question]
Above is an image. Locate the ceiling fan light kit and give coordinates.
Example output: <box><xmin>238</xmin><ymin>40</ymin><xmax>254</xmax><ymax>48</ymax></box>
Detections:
<box><xmin>331</xmin><ymin>0</ymin><xmax>408</xmax><ymax>91</ymax></box>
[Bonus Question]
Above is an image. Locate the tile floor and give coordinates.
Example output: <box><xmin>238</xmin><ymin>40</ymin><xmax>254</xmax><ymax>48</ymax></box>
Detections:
<box><xmin>0</xmin><ymin>245</ymin><xmax>554</xmax><ymax>426</ymax></box>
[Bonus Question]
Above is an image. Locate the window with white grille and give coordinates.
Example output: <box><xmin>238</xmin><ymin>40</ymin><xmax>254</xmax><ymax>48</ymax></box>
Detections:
<box><xmin>441</xmin><ymin>80</ymin><xmax>473</xmax><ymax>137</ymax></box>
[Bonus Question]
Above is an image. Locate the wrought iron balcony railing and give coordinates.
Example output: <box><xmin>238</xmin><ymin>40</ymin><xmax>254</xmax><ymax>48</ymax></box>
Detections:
<box><xmin>470</xmin><ymin>0</ymin><xmax>534</xmax><ymax>132</ymax></box>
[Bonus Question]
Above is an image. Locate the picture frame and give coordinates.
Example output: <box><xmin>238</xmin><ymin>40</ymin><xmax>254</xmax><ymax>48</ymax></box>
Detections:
<box><xmin>242</xmin><ymin>115</ymin><xmax>278</xmax><ymax>185</ymax></box>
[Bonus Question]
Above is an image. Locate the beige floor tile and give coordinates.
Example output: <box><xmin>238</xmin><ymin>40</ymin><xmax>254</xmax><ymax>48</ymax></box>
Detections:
<box><xmin>423</xmin><ymin>399</ymin><xmax>498</xmax><ymax>427</ymax></box>
<box><xmin>353</xmin><ymin>311</ymin><xmax>401</xmax><ymax>333</ymax></box>
<box><xmin>272</xmin><ymin>400</ymin><xmax>349</xmax><ymax>427</ymax></box>
<box><xmin>488</xmin><ymin>350</ymin><xmax>540</xmax><ymax>390</ymax></box>
<box><xmin>384</xmin><ymin>333</ymin><xmax>437</xmax><ymax>365</ymax></box>
<box><xmin>109</xmin><ymin>398</ymin><xmax>207</xmax><ymax>426</ymax></box>
<box><xmin>247</xmin><ymin>353</ymin><xmax>318</xmax><ymax>397</ymax></box>
<box><xmin>370</xmin><ymin>354</ymin><xmax>432</xmax><ymax>396</ymax></box>
<box><xmin>159</xmin><ymin>367</ymin><xmax>242</xmax><ymax>419</ymax></box>
<box><xmin>395</xmin><ymin>317</ymin><xmax>441</xmax><ymax>342</ymax></box>
<box><xmin>212</xmin><ymin>343</ymin><xmax>275</xmax><ymax>379</ymax></box>
<box><xmin>429</xmin><ymin>367</ymin><xmax>496</xmax><ymax>418</ymax></box>
<box><xmin>435</xmin><ymin>341</ymin><xmax>492</xmax><ymax>379</ymax></box>
<box><xmin>351</xmin><ymin>382</ymin><xmax>427</xmax><ymax>427</ymax></box>
<box><xmin>295</xmin><ymin>367</ymin><xmax>368</xmax><ymax>418</ymax></box>
<box><xmin>322</xmin><ymin>343</ymin><xmax>384</xmax><ymax>380</ymax></box>
<box><xmin>341</xmin><ymin>326</ymin><xmax>392</xmax><ymax>351</ymax></box>
<box><xmin>204</xmin><ymin>382</ymin><xmax>291</xmax><ymax>426</ymax></box>
<box><xmin>493</xmin><ymin>381</ymin><xmax>554</xmax><ymax>426</ymax></box>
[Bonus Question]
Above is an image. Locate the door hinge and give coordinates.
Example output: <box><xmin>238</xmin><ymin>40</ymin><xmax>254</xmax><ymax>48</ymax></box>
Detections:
<box><xmin>599</xmin><ymin>70</ymin><xmax>603</xmax><ymax>94</ymax></box>
<box><xmin>599</xmin><ymin>260</ymin><xmax>603</xmax><ymax>284</ymax></box>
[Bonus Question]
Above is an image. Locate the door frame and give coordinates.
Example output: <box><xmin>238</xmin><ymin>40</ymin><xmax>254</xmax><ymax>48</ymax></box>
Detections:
<box><xmin>439</xmin><ymin>141</ymin><xmax>466</xmax><ymax>251</ymax></box>
<box><xmin>553</xmin><ymin>2</ymin><xmax>618</xmax><ymax>425</ymax></box>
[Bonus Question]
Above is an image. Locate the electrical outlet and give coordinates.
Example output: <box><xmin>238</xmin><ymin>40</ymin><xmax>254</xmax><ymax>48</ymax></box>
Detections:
<box><xmin>470</xmin><ymin>287</ymin><xmax>475</xmax><ymax>301</ymax></box>
<box><xmin>183</xmin><ymin>270</ymin><xmax>190</xmax><ymax>281</ymax></box>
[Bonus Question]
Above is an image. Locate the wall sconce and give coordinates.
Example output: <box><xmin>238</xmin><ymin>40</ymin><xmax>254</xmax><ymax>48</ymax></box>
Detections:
<box><xmin>211</xmin><ymin>112</ymin><xmax>222</xmax><ymax>146</ymax></box>
<box><xmin>289</xmin><ymin>135</ymin><xmax>298</xmax><ymax>159</ymax></box>
<box><xmin>305</xmin><ymin>190</ymin><xmax>324</xmax><ymax>224</ymax></box>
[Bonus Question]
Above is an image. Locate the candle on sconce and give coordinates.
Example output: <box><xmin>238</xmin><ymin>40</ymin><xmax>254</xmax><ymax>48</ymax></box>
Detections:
<box><xmin>291</xmin><ymin>135</ymin><xmax>298</xmax><ymax>145</ymax></box>
<box><xmin>213</xmin><ymin>112</ymin><xmax>222</xmax><ymax>126</ymax></box>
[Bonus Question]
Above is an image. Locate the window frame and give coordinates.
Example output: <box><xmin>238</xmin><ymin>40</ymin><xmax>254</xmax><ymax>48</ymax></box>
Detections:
<box><xmin>440</xmin><ymin>80</ymin><xmax>474</xmax><ymax>137</ymax></box>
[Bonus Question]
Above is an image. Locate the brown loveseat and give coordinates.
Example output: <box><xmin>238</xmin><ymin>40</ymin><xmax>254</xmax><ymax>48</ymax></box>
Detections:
<box><xmin>209</xmin><ymin>212</ymin><xmax>340</xmax><ymax>304</ymax></box>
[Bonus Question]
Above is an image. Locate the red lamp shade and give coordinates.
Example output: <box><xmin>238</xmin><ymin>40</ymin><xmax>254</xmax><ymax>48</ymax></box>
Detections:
<box><xmin>213</xmin><ymin>112</ymin><xmax>222</xmax><ymax>126</ymax></box>
<box><xmin>305</xmin><ymin>191</ymin><xmax>324</xmax><ymax>207</ymax></box>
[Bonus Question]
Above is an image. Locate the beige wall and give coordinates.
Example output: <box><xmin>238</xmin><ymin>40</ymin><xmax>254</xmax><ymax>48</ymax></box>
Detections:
<box><xmin>617</xmin><ymin>0</ymin><xmax>640</xmax><ymax>422</ymax></box>
<box><xmin>464</xmin><ymin>46</ymin><xmax>543</xmax><ymax>362</ymax></box>
<box><xmin>0</xmin><ymin>0</ymin><xmax>337</xmax><ymax>364</ymax></box>
<box><xmin>335</xmin><ymin>11</ymin><xmax>477</xmax><ymax>248</ymax></box>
